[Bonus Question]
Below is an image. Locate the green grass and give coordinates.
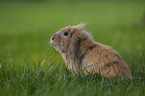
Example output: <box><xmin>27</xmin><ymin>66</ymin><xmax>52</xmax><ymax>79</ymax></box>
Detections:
<box><xmin>0</xmin><ymin>1</ymin><xmax>145</xmax><ymax>96</ymax></box>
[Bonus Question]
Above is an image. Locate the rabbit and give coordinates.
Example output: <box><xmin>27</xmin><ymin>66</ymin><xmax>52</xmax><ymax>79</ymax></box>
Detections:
<box><xmin>50</xmin><ymin>23</ymin><xmax>132</xmax><ymax>79</ymax></box>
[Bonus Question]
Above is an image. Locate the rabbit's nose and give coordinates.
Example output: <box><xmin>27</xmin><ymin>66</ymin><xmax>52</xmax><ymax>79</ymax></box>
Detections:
<box><xmin>52</xmin><ymin>36</ymin><xmax>55</xmax><ymax>40</ymax></box>
<box><xmin>51</xmin><ymin>35</ymin><xmax>56</xmax><ymax>40</ymax></box>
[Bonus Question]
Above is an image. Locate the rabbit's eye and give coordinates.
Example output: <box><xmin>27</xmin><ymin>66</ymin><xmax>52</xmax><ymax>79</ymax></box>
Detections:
<box><xmin>63</xmin><ymin>32</ymin><xmax>68</xmax><ymax>36</ymax></box>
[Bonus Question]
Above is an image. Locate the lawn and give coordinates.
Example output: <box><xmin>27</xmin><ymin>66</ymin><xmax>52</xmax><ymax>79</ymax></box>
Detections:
<box><xmin>0</xmin><ymin>1</ymin><xmax>145</xmax><ymax>96</ymax></box>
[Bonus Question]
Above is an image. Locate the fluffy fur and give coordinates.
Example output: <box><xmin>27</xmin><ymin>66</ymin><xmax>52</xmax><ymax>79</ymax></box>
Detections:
<box><xmin>50</xmin><ymin>23</ymin><xmax>132</xmax><ymax>79</ymax></box>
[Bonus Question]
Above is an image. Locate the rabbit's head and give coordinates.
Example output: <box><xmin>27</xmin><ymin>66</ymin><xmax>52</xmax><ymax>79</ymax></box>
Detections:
<box><xmin>50</xmin><ymin>23</ymin><xmax>90</xmax><ymax>57</ymax></box>
<box><xmin>50</xmin><ymin>25</ymin><xmax>72</xmax><ymax>53</ymax></box>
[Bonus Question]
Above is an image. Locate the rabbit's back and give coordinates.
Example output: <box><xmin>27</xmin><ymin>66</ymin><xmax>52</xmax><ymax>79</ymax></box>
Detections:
<box><xmin>81</xmin><ymin>42</ymin><xmax>132</xmax><ymax>79</ymax></box>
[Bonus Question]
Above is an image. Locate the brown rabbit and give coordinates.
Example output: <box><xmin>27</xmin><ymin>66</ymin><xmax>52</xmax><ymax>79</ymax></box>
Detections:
<box><xmin>50</xmin><ymin>23</ymin><xmax>132</xmax><ymax>79</ymax></box>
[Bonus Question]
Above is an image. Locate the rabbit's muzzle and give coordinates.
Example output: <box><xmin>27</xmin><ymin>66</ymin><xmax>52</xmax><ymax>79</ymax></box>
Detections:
<box><xmin>50</xmin><ymin>34</ymin><xmax>56</xmax><ymax>45</ymax></box>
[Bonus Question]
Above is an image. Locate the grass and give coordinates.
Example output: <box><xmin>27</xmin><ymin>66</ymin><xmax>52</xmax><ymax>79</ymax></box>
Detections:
<box><xmin>0</xmin><ymin>1</ymin><xmax>145</xmax><ymax>96</ymax></box>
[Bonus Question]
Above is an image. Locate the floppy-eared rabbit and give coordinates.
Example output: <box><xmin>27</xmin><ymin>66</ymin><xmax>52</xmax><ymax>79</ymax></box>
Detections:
<box><xmin>50</xmin><ymin>23</ymin><xmax>132</xmax><ymax>79</ymax></box>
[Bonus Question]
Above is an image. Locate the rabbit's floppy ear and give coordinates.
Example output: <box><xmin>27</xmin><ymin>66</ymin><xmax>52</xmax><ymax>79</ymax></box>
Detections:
<box><xmin>68</xmin><ymin>27</ymin><xmax>79</xmax><ymax>59</ymax></box>
<box><xmin>67</xmin><ymin>23</ymin><xmax>86</xmax><ymax>59</ymax></box>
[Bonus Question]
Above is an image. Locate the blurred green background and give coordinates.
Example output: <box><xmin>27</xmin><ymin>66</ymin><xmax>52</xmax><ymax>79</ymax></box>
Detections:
<box><xmin>0</xmin><ymin>0</ymin><xmax>145</xmax><ymax>96</ymax></box>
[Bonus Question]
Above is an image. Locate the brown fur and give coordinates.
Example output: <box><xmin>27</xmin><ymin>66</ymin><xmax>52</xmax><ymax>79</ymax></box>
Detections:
<box><xmin>50</xmin><ymin>23</ymin><xmax>132</xmax><ymax>79</ymax></box>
